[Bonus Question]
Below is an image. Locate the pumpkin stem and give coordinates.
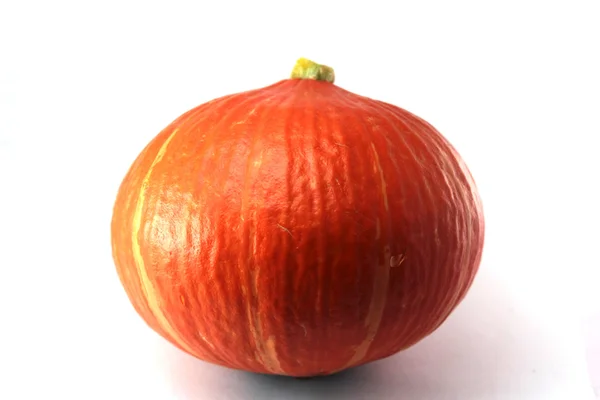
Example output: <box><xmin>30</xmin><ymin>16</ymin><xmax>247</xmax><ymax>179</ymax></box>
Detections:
<box><xmin>290</xmin><ymin>58</ymin><xmax>335</xmax><ymax>83</ymax></box>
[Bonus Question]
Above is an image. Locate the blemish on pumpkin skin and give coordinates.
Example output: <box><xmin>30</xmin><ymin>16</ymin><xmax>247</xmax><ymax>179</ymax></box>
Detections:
<box><xmin>180</xmin><ymin>295</ymin><xmax>186</xmax><ymax>305</ymax></box>
<box><xmin>299</xmin><ymin>323</ymin><xmax>308</xmax><ymax>337</ymax></box>
<box><xmin>390</xmin><ymin>254</ymin><xmax>405</xmax><ymax>268</ymax></box>
<box><xmin>231</xmin><ymin>107</ymin><xmax>258</xmax><ymax>127</ymax></box>
<box><xmin>277</xmin><ymin>223</ymin><xmax>294</xmax><ymax>239</ymax></box>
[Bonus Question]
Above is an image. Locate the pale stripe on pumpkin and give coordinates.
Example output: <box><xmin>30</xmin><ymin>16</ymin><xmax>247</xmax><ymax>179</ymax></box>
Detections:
<box><xmin>131</xmin><ymin>128</ymin><xmax>203</xmax><ymax>357</ymax></box>
<box><xmin>342</xmin><ymin>142</ymin><xmax>392</xmax><ymax>368</ymax></box>
<box><xmin>234</xmin><ymin>93</ymin><xmax>287</xmax><ymax>374</ymax></box>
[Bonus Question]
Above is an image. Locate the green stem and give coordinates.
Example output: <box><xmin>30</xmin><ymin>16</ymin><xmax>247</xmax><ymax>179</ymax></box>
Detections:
<box><xmin>290</xmin><ymin>58</ymin><xmax>335</xmax><ymax>83</ymax></box>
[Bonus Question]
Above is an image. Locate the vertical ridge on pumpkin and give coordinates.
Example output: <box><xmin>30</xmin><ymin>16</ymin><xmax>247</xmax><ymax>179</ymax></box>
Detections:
<box><xmin>362</xmin><ymin>105</ymin><xmax>417</xmax><ymax>355</ymax></box>
<box><xmin>278</xmin><ymin>173</ymin><xmax>296</xmax><ymax>363</ymax></box>
<box><xmin>377</xmin><ymin>104</ymin><xmax>444</xmax><ymax>350</ymax></box>
<box><xmin>371</xmin><ymin>142</ymin><xmax>390</xmax><ymax>213</ymax></box>
<box><xmin>325</xmin><ymin>89</ymin><xmax>365</xmax><ymax>369</ymax></box>
<box><xmin>370</xmin><ymin>102</ymin><xmax>473</xmax><ymax>353</ymax></box>
<box><xmin>112</xmin><ymin>163</ymin><xmax>159</xmax><ymax>329</ymax></box>
<box><xmin>325</xmin><ymin>94</ymin><xmax>377</xmax><ymax>370</ymax></box>
<box><xmin>394</xmin><ymin>109</ymin><xmax>465</xmax><ymax>339</ymax></box>
<box><xmin>287</xmin><ymin>102</ymin><xmax>315</xmax><ymax>365</ymax></box>
<box><xmin>342</xmin><ymin>142</ymin><xmax>392</xmax><ymax>368</ymax></box>
<box><xmin>112</xmin><ymin>107</ymin><xmax>203</xmax><ymax>343</ymax></box>
<box><xmin>420</xmin><ymin>129</ymin><xmax>469</xmax><ymax>333</ymax></box>
<box><xmin>193</xmin><ymin>90</ymin><xmax>274</xmax><ymax>368</ymax></box>
<box><xmin>365</xmin><ymin>111</ymin><xmax>418</xmax><ymax>359</ymax></box>
<box><xmin>182</xmin><ymin>98</ymin><xmax>235</xmax><ymax>366</ymax></box>
<box><xmin>237</xmin><ymin>91</ymin><xmax>286</xmax><ymax>374</ymax></box>
<box><xmin>146</xmin><ymin>99</ymin><xmax>245</xmax><ymax>366</ymax></box>
<box><xmin>392</xmin><ymin>110</ymin><xmax>450</xmax><ymax>339</ymax></box>
<box><xmin>308</xmin><ymin>94</ymin><xmax>327</xmax><ymax>371</ymax></box>
<box><xmin>277</xmin><ymin>84</ymin><xmax>300</xmax><ymax>373</ymax></box>
<box><xmin>130</xmin><ymin>127</ymin><xmax>202</xmax><ymax>357</ymax></box>
<box><xmin>430</xmin><ymin>132</ymin><xmax>482</xmax><ymax>318</ymax></box>
<box><xmin>319</xmin><ymin>98</ymin><xmax>348</xmax><ymax>373</ymax></box>
<box><xmin>249</xmin><ymin>98</ymin><xmax>284</xmax><ymax>375</ymax></box>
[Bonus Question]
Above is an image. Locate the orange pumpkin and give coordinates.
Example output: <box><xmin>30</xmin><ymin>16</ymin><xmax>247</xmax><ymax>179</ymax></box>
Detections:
<box><xmin>111</xmin><ymin>58</ymin><xmax>485</xmax><ymax>377</ymax></box>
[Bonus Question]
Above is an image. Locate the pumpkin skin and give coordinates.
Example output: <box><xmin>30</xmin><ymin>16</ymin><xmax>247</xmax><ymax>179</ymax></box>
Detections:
<box><xmin>111</xmin><ymin>59</ymin><xmax>484</xmax><ymax>377</ymax></box>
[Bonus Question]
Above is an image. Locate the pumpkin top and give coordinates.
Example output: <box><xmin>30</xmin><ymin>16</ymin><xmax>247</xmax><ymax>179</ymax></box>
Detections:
<box><xmin>290</xmin><ymin>58</ymin><xmax>335</xmax><ymax>83</ymax></box>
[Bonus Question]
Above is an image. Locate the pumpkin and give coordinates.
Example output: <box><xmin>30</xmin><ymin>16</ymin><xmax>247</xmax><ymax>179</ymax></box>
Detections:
<box><xmin>111</xmin><ymin>58</ymin><xmax>485</xmax><ymax>377</ymax></box>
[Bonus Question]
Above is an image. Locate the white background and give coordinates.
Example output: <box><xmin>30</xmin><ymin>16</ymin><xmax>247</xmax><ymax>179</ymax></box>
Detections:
<box><xmin>1</xmin><ymin>1</ymin><xmax>599</xmax><ymax>399</ymax></box>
